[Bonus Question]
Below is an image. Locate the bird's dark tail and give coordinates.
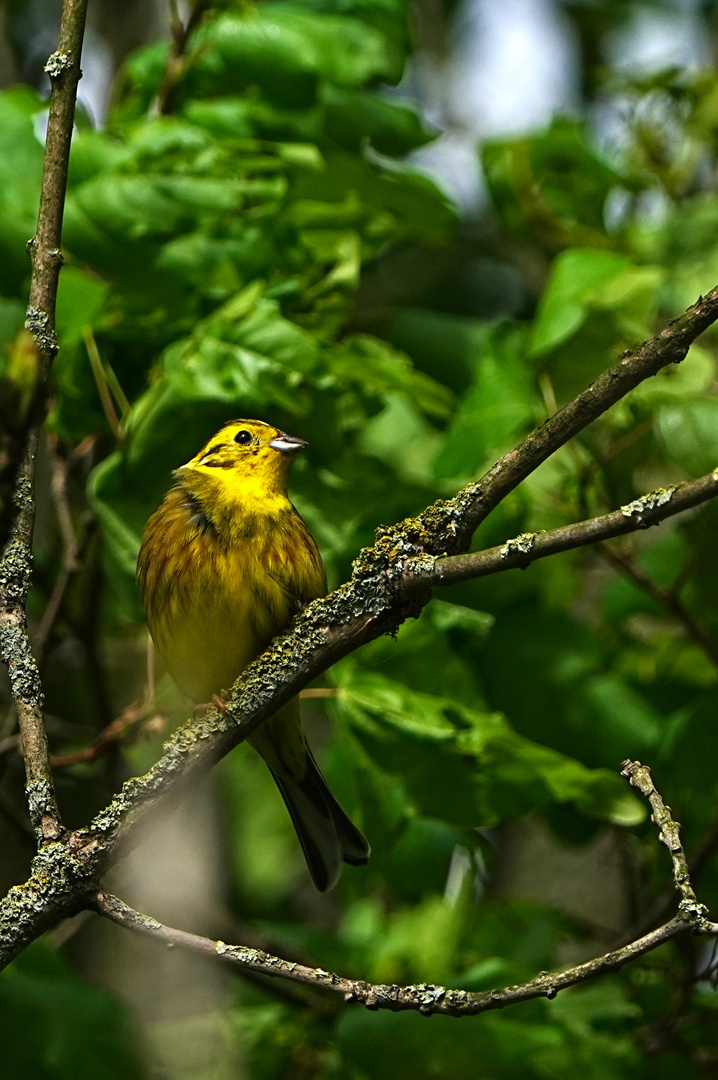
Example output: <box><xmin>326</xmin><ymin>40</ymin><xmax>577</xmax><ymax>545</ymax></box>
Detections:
<box><xmin>271</xmin><ymin>748</ymin><xmax>370</xmax><ymax>892</ymax></box>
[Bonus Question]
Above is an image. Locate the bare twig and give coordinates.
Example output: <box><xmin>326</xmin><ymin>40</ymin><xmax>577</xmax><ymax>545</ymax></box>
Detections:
<box><xmin>154</xmin><ymin>0</ymin><xmax>209</xmax><ymax>115</ymax></box>
<box><xmin>50</xmin><ymin>700</ymin><xmax>165</xmax><ymax>769</ymax></box>
<box><xmin>602</xmin><ymin>545</ymin><xmax>718</xmax><ymax>671</ymax></box>
<box><xmin>34</xmin><ymin>438</ymin><xmax>93</xmax><ymax>663</ymax></box>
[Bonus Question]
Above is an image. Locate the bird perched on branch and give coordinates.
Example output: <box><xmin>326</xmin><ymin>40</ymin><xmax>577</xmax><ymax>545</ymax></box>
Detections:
<box><xmin>137</xmin><ymin>418</ymin><xmax>370</xmax><ymax>891</ymax></box>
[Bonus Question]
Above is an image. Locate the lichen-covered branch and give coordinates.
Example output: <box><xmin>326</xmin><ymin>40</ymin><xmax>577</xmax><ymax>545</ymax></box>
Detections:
<box><xmin>0</xmin><ymin>437</ymin><xmax>62</xmax><ymax>842</ymax></box>
<box><xmin>0</xmin><ymin>0</ymin><xmax>89</xmax><ymax>844</ymax></box>
<box><xmin>2</xmin><ymin>286</ymin><xmax>718</xmax><ymax>967</ymax></box>
<box><xmin>62</xmin><ymin>466</ymin><xmax>718</xmax><ymax>869</ymax></box>
<box><xmin>0</xmin><ymin>0</ymin><xmax>89</xmax><ymax>554</ymax></box>
<box><xmin>89</xmin><ymin>762</ymin><xmax>717</xmax><ymax>1015</ymax></box>
<box><xmin>90</xmin><ymin>891</ymin><xmax>692</xmax><ymax>1016</ymax></box>
<box><xmin>419</xmin><ymin>469</ymin><xmax>718</xmax><ymax>590</ymax></box>
<box><xmin>621</xmin><ymin>760</ymin><xmax>708</xmax><ymax>921</ymax></box>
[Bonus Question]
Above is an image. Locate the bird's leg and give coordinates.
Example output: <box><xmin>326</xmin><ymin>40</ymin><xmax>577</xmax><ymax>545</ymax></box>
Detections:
<box><xmin>192</xmin><ymin>689</ymin><xmax>229</xmax><ymax>720</ymax></box>
<box><xmin>212</xmin><ymin>690</ymin><xmax>229</xmax><ymax>714</ymax></box>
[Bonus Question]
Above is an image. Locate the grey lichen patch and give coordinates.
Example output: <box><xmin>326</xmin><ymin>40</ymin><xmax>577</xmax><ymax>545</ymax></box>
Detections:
<box><xmin>216</xmin><ymin>941</ymin><xmax>263</xmax><ymax>965</ymax></box>
<box><xmin>0</xmin><ymin>535</ymin><xmax>33</xmax><ymax>601</ymax></box>
<box><xmin>0</xmin><ymin>842</ymin><xmax>90</xmax><ymax>965</ymax></box>
<box><xmin>25</xmin><ymin>778</ymin><xmax>55</xmax><ymax>828</ymax></box>
<box><xmin>0</xmin><ymin>628</ymin><xmax>43</xmax><ymax>707</ymax></box>
<box><xmin>678</xmin><ymin>897</ymin><xmax>709</xmax><ymax>922</ymax></box>
<box><xmin>43</xmin><ymin>51</ymin><xmax>72</xmax><ymax>77</ymax></box>
<box><xmin>405</xmin><ymin>552</ymin><xmax>438</xmax><ymax>577</ymax></box>
<box><xmin>621</xmin><ymin>487</ymin><xmax>675</xmax><ymax>518</ymax></box>
<box><xmin>25</xmin><ymin>306</ymin><xmax>57</xmax><ymax>356</ymax></box>
<box><xmin>500</xmin><ymin>532</ymin><xmax>537</xmax><ymax>560</ymax></box>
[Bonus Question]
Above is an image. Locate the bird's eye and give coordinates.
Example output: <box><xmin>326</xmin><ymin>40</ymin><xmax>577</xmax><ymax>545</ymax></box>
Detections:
<box><xmin>234</xmin><ymin>430</ymin><xmax>252</xmax><ymax>445</ymax></box>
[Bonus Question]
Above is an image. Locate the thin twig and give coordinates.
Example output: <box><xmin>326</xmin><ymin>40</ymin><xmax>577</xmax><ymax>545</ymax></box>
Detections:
<box><xmin>89</xmin><ymin>893</ymin><xmax>693</xmax><ymax>1016</ymax></box>
<box><xmin>621</xmin><ymin>760</ymin><xmax>707</xmax><ymax>919</ymax></box>
<box><xmin>418</xmin><ymin>470</ymin><xmax>718</xmax><ymax>590</ymax></box>
<box><xmin>154</xmin><ymin>0</ymin><xmax>209</xmax><ymax>115</ymax></box>
<box><xmin>87</xmin><ymin>762</ymin><xmax>717</xmax><ymax>1016</ymax></box>
<box><xmin>83</xmin><ymin>327</ymin><xmax>121</xmax><ymax>438</ymax></box>
<box><xmin>601</xmin><ymin>545</ymin><xmax>718</xmax><ymax>671</ymax></box>
<box><xmin>34</xmin><ymin>438</ymin><xmax>93</xmax><ymax>663</ymax></box>
<box><xmin>0</xmin><ymin>438</ymin><xmax>62</xmax><ymax>842</ymax></box>
<box><xmin>50</xmin><ymin>700</ymin><xmax>165</xmax><ymax>769</ymax></box>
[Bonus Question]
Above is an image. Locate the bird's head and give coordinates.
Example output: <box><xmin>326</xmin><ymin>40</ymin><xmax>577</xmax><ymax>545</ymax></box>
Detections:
<box><xmin>175</xmin><ymin>419</ymin><xmax>307</xmax><ymax>503</ymax></box>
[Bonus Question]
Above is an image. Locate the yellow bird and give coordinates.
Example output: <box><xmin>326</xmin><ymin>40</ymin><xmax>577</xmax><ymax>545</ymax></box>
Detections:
<box><xmin>137</xmin><ymin>418</ymin><xmax>370</xmax><ymax>891</ymax></box>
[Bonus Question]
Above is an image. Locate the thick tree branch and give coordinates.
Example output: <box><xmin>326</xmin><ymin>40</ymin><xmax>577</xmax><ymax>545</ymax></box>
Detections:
<box><xmin>64</xmin><ymin>467</ymin><xmax>718</xmax><ymax>869</ymax></box>
<box><xmin>2</xmin><ymin>287</ymin><xmax>718</xmax><ymax>967</ymax></box>
<box><xmin>89</xmin><ymin>762</ymin><xmax>717</xmax><ymax>1016</ymax></box>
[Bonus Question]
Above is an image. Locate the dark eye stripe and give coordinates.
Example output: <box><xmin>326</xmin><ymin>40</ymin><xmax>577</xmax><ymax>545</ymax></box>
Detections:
<box><xmin>201</xmin><ymin>457</ymin><xmax>235</xmax><ymax>469</ymax></box>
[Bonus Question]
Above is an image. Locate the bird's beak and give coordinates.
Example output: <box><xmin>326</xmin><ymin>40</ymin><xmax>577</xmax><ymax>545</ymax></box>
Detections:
<box><xmin>269</xmin><ymin>432</ymin><xmax>308</xmax><ymax>453</ymax></box>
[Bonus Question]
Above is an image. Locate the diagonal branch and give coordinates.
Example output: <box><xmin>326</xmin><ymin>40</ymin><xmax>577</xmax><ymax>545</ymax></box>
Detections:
<box><xmin>2</xmin><ymin>287</ymin><xmax>718</xmax><ymax>966</ymax></box>
<box><xmin>443</xmin><ymin>285</ymin><xmax>718</xmax><ymax>548</ymax></box>
<box><xmin>69</xmin><ymin>467</ymin><xmax>718</xmax><ymax>869</ymax></box>
<box><xmin>418</xmin><ymin>470</ymin><xmax>718</xmax><ymax>589</ymax></box>
<box><xmin>90</xmin><ymin>761</ymin><xmax>717</xmax><ymax>1016</ymax></box>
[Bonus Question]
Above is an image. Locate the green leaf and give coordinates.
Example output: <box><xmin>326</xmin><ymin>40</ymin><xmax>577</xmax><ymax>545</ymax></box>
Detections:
<box><xmin>530</xmin><ymin>249</ymin><xmax>660</xmax><ymax>358</ymax></box>
<box><xmin>434</xmin><ymin>322</ymin><xmax>537</xmax><ymax>479</ymax></box>
<box><xmin>483</xmin><ymin>117</ymin><xmax>636</xmax><ymax>246</ymax></box>
<box><xmin>0</xmin><ymin>942</ymin><xmax>145</xmax><ymax>1080</ymax></box>
<box><xmin>656</xmin><ymin>398</ymin><xmax>718</xmax><ymax>474</ymax></box>
<box><xmin>323</xmin><ymin>86</ymin><xmax>436</xmax><ymax>155</ymax></box>
<box><xmin>0</xmin><ymin>87</ymin><xmax>44</xmax><ymax>293</ymax></box>
<box><xmin>333</xmin><ymin>667</ymin><xmax>644</xmax><ymax>828</ymax></box>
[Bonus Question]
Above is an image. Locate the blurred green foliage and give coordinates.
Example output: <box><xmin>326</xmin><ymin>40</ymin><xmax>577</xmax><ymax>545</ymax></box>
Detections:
<box><xmin>1</xmin><ymin>0</ymin><xmax>718</xmax><ymax>1077</ymax></box>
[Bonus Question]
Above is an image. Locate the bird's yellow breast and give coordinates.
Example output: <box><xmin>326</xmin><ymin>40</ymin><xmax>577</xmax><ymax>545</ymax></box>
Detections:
<box><xmin>138</xmin><ymin>484</ymin><xmax>325</xmax><ymax>703</ymax></box>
